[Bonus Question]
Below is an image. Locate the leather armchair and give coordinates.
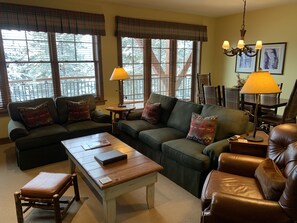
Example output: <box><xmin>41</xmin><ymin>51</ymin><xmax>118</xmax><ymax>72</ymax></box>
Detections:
<box><xmin>200</xmin><ymin>123</ymin><xmax>297</xmax><ymax>223</ymax></box>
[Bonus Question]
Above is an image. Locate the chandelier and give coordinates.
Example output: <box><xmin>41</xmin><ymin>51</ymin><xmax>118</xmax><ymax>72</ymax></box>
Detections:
<box><xmin>222</xmin><ymin>0</ymin><xmax>262</xmax><ymax>57</ymax></box>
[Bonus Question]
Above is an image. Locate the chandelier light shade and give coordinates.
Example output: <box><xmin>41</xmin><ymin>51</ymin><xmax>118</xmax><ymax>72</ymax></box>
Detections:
<box><xmin>240</xmin><ymin>71</ymin><xmax>281</xmax><ymax>142</ymax></box>
<box><xmin>110</xmin><ymin>67</ymin><xmax>130</xmax><ymax>107</ymax></box>
<box><xmin>222</xmin><ymin>0</ymin><xmax>262</xmax><ymax>57</ymax></box>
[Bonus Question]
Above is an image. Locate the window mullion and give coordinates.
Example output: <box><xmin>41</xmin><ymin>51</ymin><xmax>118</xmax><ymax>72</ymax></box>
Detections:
<box><xmin>48</xmin><ymin>33</ymin><xmax>61</xmax><ymax>97</ymax></box>
<box><xmin>0</xmin><ymin>31</ymin><xmax>11</xmax><ymax>110</ymax></box>
<box><xmin>144</xmin><ymin>39</ymin><xmax>151</xmax><ymax>102</ymax></box>
<box><xmin>93</xmin><ymin>35</ymin><xmax>104</xmax><ymax>101</ymax></box>
<box><xmin>191</xmin><ymin>41</ymin><xmax>198</xmax><ymax>101</ymax></box>
<box><xmin>170</xmin><ymin>40</ymin><xmax>177</xmax><ymax>97</ymax></box>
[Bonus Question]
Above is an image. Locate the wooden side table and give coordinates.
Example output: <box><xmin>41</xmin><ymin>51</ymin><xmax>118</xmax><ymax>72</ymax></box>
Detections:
<box><xmin>229</xmin><ymin>131</ymin><xmax>269</xmax><ymax>157</ymax></box>
<box><xmin>105</xmin><ymin>105</ymin><xmax>135</xmax><ymax>133</ymax></box>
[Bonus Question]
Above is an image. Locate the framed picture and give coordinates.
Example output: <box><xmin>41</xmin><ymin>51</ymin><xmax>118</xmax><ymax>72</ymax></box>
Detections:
<box><xmin>259</xmin><ymin>42</ymin><xmax>287</xmax><ymax>75</ymax></box>
<box><xmin>235</xmin><ymin>45</ymin><xmax>257</xmax><ymax>73</ymax></box>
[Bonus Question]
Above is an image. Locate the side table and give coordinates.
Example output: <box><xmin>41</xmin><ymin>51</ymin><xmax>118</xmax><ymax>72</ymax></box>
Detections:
<box><xmin>105</xmin><ymin>105</ymin><xmax>135</xmax><ymax>133</ymax></box>
<box><xmin>229</xmin><ymin>131</ymin><xmax>269</xmax><ymax>157</ymax></box>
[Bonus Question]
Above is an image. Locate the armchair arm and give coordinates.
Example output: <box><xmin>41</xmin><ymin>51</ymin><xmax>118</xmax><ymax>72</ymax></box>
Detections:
<box><xmin>8</xmin><ymin>120</ymin><xmax>29</xmax><ymax>141</ymax></box>
<box><xmin>203</xmin><ymin>192</ymin><xmax>290</xmax><ymax>223</ymax></box>
<box><xmin>218</xmin><ymin>153</ymin><xmax>265</xmax><ymax>177</ymax></box>
<box><xmin>202</xmin><ymin>139</ymin><xmax>230</xmax><ymax>169</ymax></box>
<box><xmin>92</xmin><ymin>110</ymin><xmax>111</xmax><ymax>123</ymax></box>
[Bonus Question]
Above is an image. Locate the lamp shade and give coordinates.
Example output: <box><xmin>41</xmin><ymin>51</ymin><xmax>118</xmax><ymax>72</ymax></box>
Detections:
<box><xmin>110</xmin><ymin>67</ymin><xmax>130</xmax><ymax>81</ymax></box>
<box><xmin>240</xmin><ymin>71</ymin><xmax>281</xmax><ymax>94</ymax></box>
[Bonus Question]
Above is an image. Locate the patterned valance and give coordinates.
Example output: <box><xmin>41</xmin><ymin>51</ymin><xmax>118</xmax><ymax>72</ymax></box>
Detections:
<box><xmin>0</xmin><ymin>3</ymin><xmax>105</xmax><ymax>35</ymax></box>
<box><xmin>115</xmin><ymin>16</ymin><xmax>207</xmax><ymax>41</ymax></box>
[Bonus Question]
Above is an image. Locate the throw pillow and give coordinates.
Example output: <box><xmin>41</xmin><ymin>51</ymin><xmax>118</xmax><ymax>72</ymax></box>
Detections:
<box><xmin>141</xmin><ymin>102</ymin><xmax>161</xmax><ymax>124</ymax></box>
<box><xmin>186</xmin><ymin>113</ymin><xmax>218</xmax><ymax>145</ymax></box>
<box><xmin>67</xmin><ymin>100</ymin><xmax>91</xmax><ymax>122</ymax></box>
<box><xmin>255</xmin><ymin>158</ymin><xmax>286</xmax><ymax>201</ymax></box>
<box><xmin>18</xmin><ymin>102</ymin><xmax>54</xmax><ymax>129</ymax></box>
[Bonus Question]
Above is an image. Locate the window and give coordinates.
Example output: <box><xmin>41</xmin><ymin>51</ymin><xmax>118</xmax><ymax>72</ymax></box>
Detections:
<box><xmin>0</xmin><ymin>30</ymin><xmax>101</xmax><ymax>107</ymax></box>
<box><xmin>116</xmin><ymin>16</ymin><xmax>206</xmax><ymax>107</ymax></box>
<box><xmin>120</xmin><ymin>37</ymin><xmax>200</xmax><ymax>107</ymax></box>
<box><xmin>0</xmin><ymin>3</ymin><xmax>106</xmax><ymax>112</ymax></box>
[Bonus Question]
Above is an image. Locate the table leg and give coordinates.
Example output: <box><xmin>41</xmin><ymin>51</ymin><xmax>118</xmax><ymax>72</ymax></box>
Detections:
<box><xmin>146</xmin><ymin>183</ymin><xmax>155</xmax><ymax>209</ymax></box>
<box><xmin>103</xmin><ymin>198</ymin><xmax>116</xmax><ymax>223</ymax></box>
<box><xmin>69</xmin><ymin>159</ymin><xmax>75</xmax><ymax>174</ymax></box>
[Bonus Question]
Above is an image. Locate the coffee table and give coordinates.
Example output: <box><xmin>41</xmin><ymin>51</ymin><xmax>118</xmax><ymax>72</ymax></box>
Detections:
<box><xmin>61</xmin><ymin>132</ymin><xmax>163</xmax><ymax>223</ymax></box>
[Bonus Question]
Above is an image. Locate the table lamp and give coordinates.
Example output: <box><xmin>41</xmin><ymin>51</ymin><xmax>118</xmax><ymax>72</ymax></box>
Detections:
<box><xmin>110</xmin><ymin>67</ymin><xmax>130</xmax><ymax>107</ymax></box>
<box><xmin>240</xmin><ymin>71</ymin><xmax>281</xmax><ymax>142</ymax></box>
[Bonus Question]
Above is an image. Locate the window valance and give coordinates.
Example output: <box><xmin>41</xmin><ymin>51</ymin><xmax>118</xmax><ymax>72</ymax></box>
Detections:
<box><xmin>0</xmin><ymin>3</ymin><xmax>105</xmax><ymax>35</ymax></box>
<box><xmin>115</xmin><ymin>16</ymin><xmax>207</xmax><ymax>41</ymax></box>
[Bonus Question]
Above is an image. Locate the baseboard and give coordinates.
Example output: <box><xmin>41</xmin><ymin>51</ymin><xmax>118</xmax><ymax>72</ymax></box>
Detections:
<box><xmin>0</xmin><ymin>138</ymin><xmax>12</xmax><ymax>145</ymax></box>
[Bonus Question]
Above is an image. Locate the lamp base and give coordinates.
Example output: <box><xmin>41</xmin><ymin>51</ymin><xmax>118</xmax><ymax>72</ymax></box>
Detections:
<box><xmin>244</xmin><ymin>135</ymin><xmax>263</xmax><ymax>142</ymax></box>
<box><xmin>118</xmin><ymin>104</ymin><xmax>126</xmax><ymax>108</ymax></box>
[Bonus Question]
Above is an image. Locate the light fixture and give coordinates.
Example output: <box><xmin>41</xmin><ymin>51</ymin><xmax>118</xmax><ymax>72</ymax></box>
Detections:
<box><xmin>110</xmin><ymin>67</ymin><xmax>130</xmax><ymax>107</ymax></box>
<box><xmin>240</xmin><ymin>71</ymin><xmax>281</xmax><ymax>142</ymax></box>
<box><xmin>222</xmin><ymin>0</ymin><xmax>262</xmax><ymax>57</ymax></box>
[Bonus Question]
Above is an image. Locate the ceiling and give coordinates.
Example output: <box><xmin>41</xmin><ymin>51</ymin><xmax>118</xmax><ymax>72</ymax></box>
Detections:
<box><xmin>100</xmin><ymin>0</ymin><xmax>297</xmax><ymax>17</ymax></box>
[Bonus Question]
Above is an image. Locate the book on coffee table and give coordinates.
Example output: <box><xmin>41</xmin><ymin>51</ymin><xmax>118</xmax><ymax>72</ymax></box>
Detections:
<box><xmin>94</xmin><ymin>150</ymin><xmax>127</xmax><ymax>165</ymax></box>
<box><xmin>81</xmin><ymin>139</ymin><xmax>111</xmax><ymax>151</ymax></box>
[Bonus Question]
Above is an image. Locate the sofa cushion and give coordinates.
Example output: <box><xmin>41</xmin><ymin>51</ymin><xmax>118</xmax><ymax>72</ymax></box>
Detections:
<box><xmin>18</xmin><ymin>102</ymin><xmax>54</xmax><ymax>129</ymax></box>
<box><xmin>162</xmin><ymin>138</ymin><xmax>210</xmax><ymax>171</ymax></box>
<box><xmin>67</xmin><ymin>100</ymin><xmax>91</xmax><ymax>122</ymax></box>
<box><xmin>255</xmin><ymin>158</ymin><xmax>286</xmax><ymax>201</ymax></box>
<box><xmin>186</xmin><ymin>113</ymin><xmax>218</xmax><ymax>145</ymax></box>
<box><xmin>63</xmin><ymin>120</ymin><xmax>112</xmax><ymax>138</ymax></box>
<box><xmin>118</xmin><ymin>120</ymin><xmax>166</xmax><ymax>139</ymax></box>
<box><xmin>15</xmin><ymin>124</ymin><xmax>69</xmax><ymax>151</ymax></box>
<box><xmin>167</xmin><ymin>100</ymin><xmax>203</xmax><ymax>133</ymax></box>
<box><xmin>147</xmin><ymin>93</ymin><xmax>178</xmax><ymax>124</ymax></box>
<box><xmin>141</xmin><ymin>102</ymin><xmax>161</xmax><ymax>124</ymax></box>
<box><xmin>8</xmin><ymin>98</ymin><xmax>58</xmax><ymax>123</ymax></box>
<box><xmin>55</xmin><ymin>94</ymin><xmax>96</xmax><ymax>124</ymax></box>
<box><xmin>201</xmin><ymin>104</ymin><xmax>249</xmax><ymax>141</ymax></box>
<box><xmin>139</xmin><ymin>127</ymin><xmax>186</xmax><ymax>151</ymax></box>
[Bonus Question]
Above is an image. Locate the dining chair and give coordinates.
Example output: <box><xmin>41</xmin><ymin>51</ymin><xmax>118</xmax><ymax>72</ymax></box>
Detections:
<box><xmin>240</xmin><ymin>93</ymin><xmax>256</xmax><ymax>121</ymax></box>
<box><xmin>203</xmin><ymin>85</ymin><xmax>222</xmax><ymax>106</ymax></box>
<box><xmin>222</xmin><ymin>86</ymin><xmax>240</xmax><ymax>109</ymax></box>
<box><xmin>260</xmin><ymin>83</ymin><xmax>283</xmax><ymax>115</ymax></box>
<box><xmin>197</xmin><ymin>73</ymin><xmax>211</xmax><ymax>104</ymax></box>
<box><xmin>258</xmin><ymin>79</ymin><xmax>297</xmax><ymax>132</ymax></box>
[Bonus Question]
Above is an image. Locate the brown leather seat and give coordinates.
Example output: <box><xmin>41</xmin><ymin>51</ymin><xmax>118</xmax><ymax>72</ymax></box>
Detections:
<box><xmin>200</xmin><ymin>123</ymin><xmax>297</xmax><ymax>223</ymax></box>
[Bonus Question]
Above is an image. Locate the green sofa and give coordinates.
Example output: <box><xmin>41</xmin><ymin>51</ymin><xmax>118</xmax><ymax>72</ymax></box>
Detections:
<box><xmin>118</xmin><ymin>93</ymin><xmax>250</xmax><ymax>197</ymax></box>
<box><xmin>8</xmin><ymin>94</ymin><xmax>112</xmax><ymax>170</ymax></box>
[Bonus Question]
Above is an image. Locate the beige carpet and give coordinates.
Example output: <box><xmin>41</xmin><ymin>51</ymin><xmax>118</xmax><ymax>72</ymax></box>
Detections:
<box><xmin>0</xmin><ymin>143</ymin><xmax>201</xmax><ymax>223</ymax></box>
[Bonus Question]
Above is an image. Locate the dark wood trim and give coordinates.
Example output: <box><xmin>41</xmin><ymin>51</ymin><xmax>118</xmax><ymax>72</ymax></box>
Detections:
<box><xmin>94</xmin><ymin>35</ymin><xmax>105</xmax><ymax>102</ymax></box>
<box><xmin>0</xmin><ymin>137</ymin><xmax>12</xmax><ymax>145</ymax></box>
<box><xmin>144</xmin><ymin>39</ymin><xmax>151</xmax><ymax>102</ymax></box>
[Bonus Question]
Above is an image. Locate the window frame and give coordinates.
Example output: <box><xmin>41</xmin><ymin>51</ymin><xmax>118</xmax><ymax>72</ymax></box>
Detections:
<box><xmin>118</xmin><ymin>36</ymin><xmax>201</xmax><ymax>106</ymax></box>
<box><xmin>0</xmin><ymin>30</ymin><xmax>105</xmax><ymax>114</ymax></box>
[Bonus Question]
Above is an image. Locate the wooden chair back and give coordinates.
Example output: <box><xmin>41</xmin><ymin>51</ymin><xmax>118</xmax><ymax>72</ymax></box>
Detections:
<box><xmin>197</xmin><ymin>73</ymin><xmax>211</xmax><ymax>104</ymax></box>
<box><xmin>282</xmin><ymin>80</ymin><xmax>297</xmax><ymax>123</ymax></box>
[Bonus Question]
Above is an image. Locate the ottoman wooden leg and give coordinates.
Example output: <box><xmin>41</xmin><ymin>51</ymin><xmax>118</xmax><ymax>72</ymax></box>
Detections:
<box><xmin>14</xmin><ymin>192</ymin><xmax>24</xmax><ymax>223</ymax></box>
<box><xmin>53</xmin><ymin>194</ymin><xmax>62</xmax><ymax>223</ymax></box>
<box><xmin>72</xmin><ymin>174</ymin><xmax>80</xmax><ymax>201</ymax></box>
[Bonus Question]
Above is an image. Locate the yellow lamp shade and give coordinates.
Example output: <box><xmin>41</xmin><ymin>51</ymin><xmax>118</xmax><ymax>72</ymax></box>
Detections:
<box><xmin>110</xmin><ymin>67</ymin><xmax>130</xmax><ymax>81</ymax></box>
<box><xmin>240</xmin><ymin>71</ymin><xmax>281</xmax><ymax>94</ymax></box>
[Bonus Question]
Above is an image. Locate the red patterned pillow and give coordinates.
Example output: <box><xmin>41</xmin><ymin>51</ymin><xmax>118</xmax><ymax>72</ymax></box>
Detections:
<box><xmin>141</xmin><ymin>102</ymin><xmax>161</xmax><ymax>124</ymax></box>
<box><xmin>186</xmin><ymin>113</ymin><xmax>218</xmax><ymax>145</ymax></box>
<box><xmin>18</xmin><ymin>102</ymin><xmax>54</xmax><ymax>129</ymax></box>
<box><xmin>67</xmin><ymin>100</ymin><xmax>91</xmax><ymax>122</ymax></box>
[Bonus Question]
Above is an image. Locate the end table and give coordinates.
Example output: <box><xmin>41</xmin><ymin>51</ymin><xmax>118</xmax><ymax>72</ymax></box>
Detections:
<box><xmin>229</xmin><ymin>131</ymin><xmax>268</xmax><ymax>157</ymax></box>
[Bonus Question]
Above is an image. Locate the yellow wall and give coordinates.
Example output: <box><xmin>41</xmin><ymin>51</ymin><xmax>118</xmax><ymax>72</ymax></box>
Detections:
<box><xmin>0</xmin><ymin>0</ymin><xmax>216</xmax><ymax>138</ymax></box>
<box><xmin>214</xmin><ymin>3</ymin><xmax>297</xmax><ymax>98</ymax></box>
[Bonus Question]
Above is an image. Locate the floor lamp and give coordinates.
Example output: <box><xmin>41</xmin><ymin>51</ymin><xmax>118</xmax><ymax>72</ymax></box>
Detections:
<box><xmin>240</xmin><ymin>71</ymin><xmax>281</xmax><ymax>142</ymax></box>
<box><xmin>110</xmin><ymin>67</ymin><xmax>130</xmax><ymax>107</ymax></box>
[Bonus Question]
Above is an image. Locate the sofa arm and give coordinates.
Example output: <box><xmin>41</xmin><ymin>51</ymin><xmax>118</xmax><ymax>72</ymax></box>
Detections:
<box><xmin>202</xmin><ymin>139</ymin><xmax>230</xmax><ymax>169</ymax></box>
<box><xmin>126</xmin><ymin>109</ymin><xmax>143</xmax><ymax>120</ymax></box>
<box><xmin>92</xmin><ymin>110</ymin><xmax>111</xmax><ymax>123</ymax></box>
<box><xmin>8</xmin><ymin>120</ymin><xmax>29</xmax><ymax>141</ymax></box>
<box><xmin>202</xmin><ymin>192</ymin><xmax>290</xmax><ymax>223</ymax></box>
<box><xmin>218</xmin><ymin>153</ymin><xmax>265</xmax><ymax>177</ymax></box>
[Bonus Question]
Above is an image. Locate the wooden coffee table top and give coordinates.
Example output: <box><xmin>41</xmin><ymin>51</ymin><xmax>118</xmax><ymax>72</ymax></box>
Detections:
<box><xmin>61</xmin><ymin>132</ymin><xmax>163</xmax><ymax>190</ymax></box>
